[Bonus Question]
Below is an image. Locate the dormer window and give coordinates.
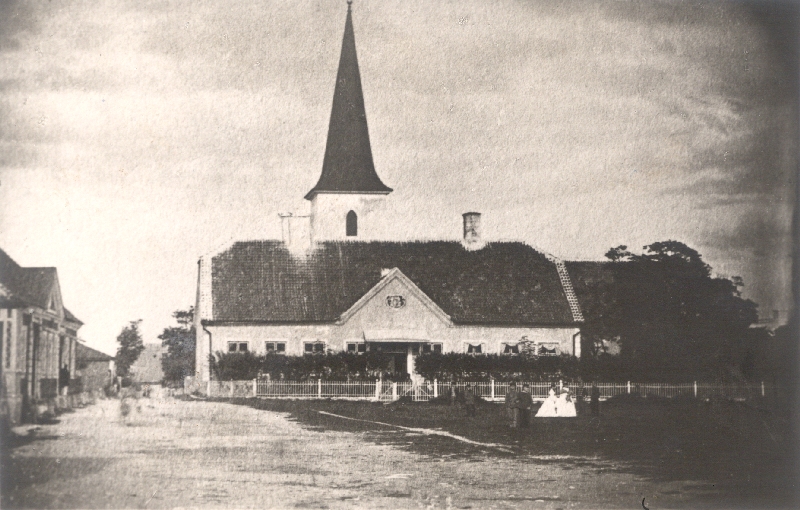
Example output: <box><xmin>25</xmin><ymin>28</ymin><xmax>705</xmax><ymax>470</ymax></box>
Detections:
<box><xmin>346</xmin><ymin>211</ymin><xmax>357</xmax><ymax>236</ymax></box>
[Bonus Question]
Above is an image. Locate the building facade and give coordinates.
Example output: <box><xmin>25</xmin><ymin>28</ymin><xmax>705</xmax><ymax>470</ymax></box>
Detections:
<box><xmin>75</xmin><ymin>342</ymin><xmax>114</xmax><ymax>394</ymax></box>
<box><xmin>1</xmin><ymin>248</ymin><xmax>82</xmax><ymax>424</ymax></box>
<box><xmin>194</xmin><ymin>4</ymin><xmax>585</xmax><ymax>383</ymax></box>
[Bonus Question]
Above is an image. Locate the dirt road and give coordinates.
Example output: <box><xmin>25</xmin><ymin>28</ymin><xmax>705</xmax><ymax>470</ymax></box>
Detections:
<box><xmin>3</xmin><ymin>396</ymin><xmax>722</xmax><ymax>509</ymax></box>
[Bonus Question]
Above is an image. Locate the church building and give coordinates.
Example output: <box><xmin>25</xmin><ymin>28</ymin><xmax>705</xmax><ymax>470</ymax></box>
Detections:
<box><xmin>194</xmin><ymin>3</ymin><xmax>585</xmax><ymax>383</ymax></box>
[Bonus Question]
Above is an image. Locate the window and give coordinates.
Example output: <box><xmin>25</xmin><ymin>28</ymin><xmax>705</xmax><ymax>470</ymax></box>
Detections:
<box><xmin>538</xmin><ymin>344</ymin><xmax>558</xmax><ymax>356</ymax></box>
<box><xmin>421</xmin><ymin>343</ymin><xmax>442</xmax><ymax>354</ymax></box>
<box><xmin>466</xmin><ymin>344</ymin><xmax>482</xmax><ymax>354</ymax></box>
<box><xmin>266</xmin><ymin>342</ymin><xmax>286</xmax><ymax>354</ymax></box>
<box><xmin>346</xmin><ymin>210</ymin><xmax>357</xmax><ymax>237</ymax></box>
<box><xmin>228</xmin><ymin>342</ymin><xmax>249</xmax><ymax>352</ymax></box>
<box><xmin>503</xmin><ymin>344</ymin><xmax>519</xmax><ymax>354</ymax></box>
<box><xmin>304</xmin><ymin>341</ymin><xmax>325</xmax><ymax>354</ymax></box>
<box><xmin>346</xmin><ymin>342</ymin><xmax>366</xmax><ymax>353</ymax></box>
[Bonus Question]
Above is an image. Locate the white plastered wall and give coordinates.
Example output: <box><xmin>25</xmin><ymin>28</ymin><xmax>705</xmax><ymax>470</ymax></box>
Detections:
<box><xmin>310</xmin><ymin>193</ymin><xmax>387</xmax><ymax>241</ymax></box>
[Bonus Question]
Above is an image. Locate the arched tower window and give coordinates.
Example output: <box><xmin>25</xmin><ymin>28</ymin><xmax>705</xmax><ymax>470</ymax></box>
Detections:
<box><xmin>346</xmin><ymin>210</ymin><xmax>358</xmax><ymax>237</ymax></box>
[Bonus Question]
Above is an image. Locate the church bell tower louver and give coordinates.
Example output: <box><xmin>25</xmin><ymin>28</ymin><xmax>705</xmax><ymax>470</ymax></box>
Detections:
<box><xmin>305</xmin><ymin>1</ymin><xmax>392</xmax><ymax>242</ymax></box>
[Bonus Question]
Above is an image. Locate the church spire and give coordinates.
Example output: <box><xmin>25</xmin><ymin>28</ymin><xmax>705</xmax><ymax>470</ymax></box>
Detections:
<box><xmin>305</xmin><ymin>1</ymin><xmax>392</xmax><ymax>201</ymax></box>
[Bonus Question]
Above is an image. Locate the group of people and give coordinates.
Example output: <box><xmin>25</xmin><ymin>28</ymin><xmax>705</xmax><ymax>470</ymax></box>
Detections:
<box><xmin>505</xmin><ymin>382</ymin><xmax>581</xmax><ymax>426</ymax></box>
<box><xmin>446</xmin><ymin>381</ymin><xmax>602</xmax><ymax>427</ymax></box>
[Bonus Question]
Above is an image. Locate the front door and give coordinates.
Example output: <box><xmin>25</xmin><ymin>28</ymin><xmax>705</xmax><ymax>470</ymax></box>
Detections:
<box><xmin>369</xmin><ymin>342</ymin><xmax>414</xmax><ymax>379</ymax></box>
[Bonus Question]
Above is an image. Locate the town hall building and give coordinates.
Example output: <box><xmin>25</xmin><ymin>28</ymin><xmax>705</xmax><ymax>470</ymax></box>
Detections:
<box><xmin>194</xmin><ymin>3</ymin><xmax>585</xmax><ymax>383</ymax></box>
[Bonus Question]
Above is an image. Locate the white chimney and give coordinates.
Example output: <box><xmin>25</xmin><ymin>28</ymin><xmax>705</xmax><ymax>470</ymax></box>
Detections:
<box><xmin>462</xmin><ymin>212</ymin><xmax>485</xmax><ymax>251</ymax></box>
<box><xmin>279</xmin><ymin>213</ymin><xmax>312</xmax><ymax>253</ymax></box>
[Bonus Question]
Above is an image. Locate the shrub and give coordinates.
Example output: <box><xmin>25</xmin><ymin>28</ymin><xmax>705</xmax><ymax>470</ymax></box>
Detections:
<box><xmin>211</xmin><ymin>351</ymin><xmax>395</xmax><ymax>381</ymax></box>
<box><xmin>414</xmin><ymin>353</ymin><xmax>583</xmax><ymax>381</ymax></box>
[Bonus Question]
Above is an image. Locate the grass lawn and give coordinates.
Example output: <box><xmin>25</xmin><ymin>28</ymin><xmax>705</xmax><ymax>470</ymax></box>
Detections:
<box><xmin>225</xmin><ymin>394</ymin><xmax>798</xmax><ymax>507</ymax></box>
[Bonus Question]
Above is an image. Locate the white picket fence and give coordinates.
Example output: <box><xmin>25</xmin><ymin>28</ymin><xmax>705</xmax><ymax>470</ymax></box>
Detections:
<box><xmin>203</xmin><ymin>379</ymin><xmax>773</xmax><ymax>402</ymax></box>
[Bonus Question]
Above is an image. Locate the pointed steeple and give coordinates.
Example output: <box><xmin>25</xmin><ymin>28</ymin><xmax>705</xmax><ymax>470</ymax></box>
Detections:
<box><xmin>305</xmin><ymin>1</ymin><xmax>392</xmax><ymax>201</ymax></box>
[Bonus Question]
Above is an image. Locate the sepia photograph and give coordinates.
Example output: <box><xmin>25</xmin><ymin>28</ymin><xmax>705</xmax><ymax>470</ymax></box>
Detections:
<box><xmin>1</xmin><ymin>0</ymin><xmax>798</xmax><ymax>508</ymax></box>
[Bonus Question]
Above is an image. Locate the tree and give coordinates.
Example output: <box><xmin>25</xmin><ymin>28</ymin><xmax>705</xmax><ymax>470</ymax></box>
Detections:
<box><xmin>159</xmin><ymin>308</ymin><xmax>196</xmax><ymax>383</ymax></box>
<box><xmin>592</xmin><ymin>241</ymin><xmax>759</xmax><ymax>381</ymax></box>
<box><xmin>115</xmin><ymin>320</ymin><xmax>145</xmax><ymax>377</ymax></box>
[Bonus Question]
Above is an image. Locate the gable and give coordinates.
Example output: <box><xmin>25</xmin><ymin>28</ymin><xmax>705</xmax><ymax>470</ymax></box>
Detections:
<box><xmin>337</xmin><ymin>268</ymin><xmax>450</xmax><ymax>330</ymax></box>
<box><xmin>47</xmin><ymin>274</ymin><xmax>64</xmax><ymax>317</ymax></box>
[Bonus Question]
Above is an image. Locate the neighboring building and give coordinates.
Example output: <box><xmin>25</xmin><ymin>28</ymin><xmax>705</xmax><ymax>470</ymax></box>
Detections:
<box><xmin>75</xmin><ymin>342</ymin><xmax>114</xmax><ymax>394</ymax></box>
<box><xmin>194</xmin><ymin>4</ymin><xmax>585</xmax><ymax>384</ymax></box>
<box><xmin>0</xmin><ymin>248</ymin><xmax>82</xmax><ymax>424</ymax></box>
<box><xmin>129</xmin><ymin>343</ymin><xmax>165</xmax><ymax>384</ymax></box>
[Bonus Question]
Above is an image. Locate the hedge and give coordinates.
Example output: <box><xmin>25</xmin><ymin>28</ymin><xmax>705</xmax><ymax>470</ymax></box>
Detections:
<box><xmin>210</xmin><ymin>351</ymin><xmax>727</xmax><ymax>383</ymax></box>
<box><xmin>211</xmin><ymin>351</ymin><xmax>402</xmax><ymax>381</ymax></box>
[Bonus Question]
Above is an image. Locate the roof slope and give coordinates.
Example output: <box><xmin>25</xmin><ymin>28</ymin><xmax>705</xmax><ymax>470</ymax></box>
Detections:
<box><xmin>211</xmin><ymin>241</ymin><xmax>575</xmax><ymax>325</ymax></box>
<box><xmin>0</xmin><ymin>248</ymin><xmax>55</xmax><ymax>310</ymax></box>
<box><xmin>129</xmin><ymin>344</ymin><xmax>165</xmax><ymax>383</ymax></box>
<box><xmin>305</xmin><ymin>4</ymin><xmax>392</xmax><ymax>200</ymax></box>
<box><xmin>564</xmin><ymin>261</ymin><xmax>618</xmax><ymax>321</ymax></box>
<box><xmin>76</xmin><ymin>342</ymin><xmax>114</xmax><ymax>362</ymax></box>
<box><xmin>0</xmin><ymin>247</ymin><xmax>83</xmax><ymax>324</ymax></box>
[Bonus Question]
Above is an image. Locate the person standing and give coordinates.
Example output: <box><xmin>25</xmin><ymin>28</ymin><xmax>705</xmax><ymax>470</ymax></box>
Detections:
<box><xmin>519</xmin><ymin>384</ymin><xmax>533</xmax><ymax>427</ymax></box>
<box><xmin>505</xmin><ymin>382</ymin><xmax>520</xmax><ymax>428</ymax></box>
<box><xmin>591</xmin><ymin>382</ymin><xmax>600</xmax><ymax>416</ymax></box>
<box><xmin>535</xmin><ymin>384</ymin><xmax>559</xmax><ymax>417</ymax></box>
<box><xmin>557</xmin><ymin>387</ymin><xmax>577</xmax><ymax>417</ymax></box>
<box><xmin>464</xmin><ymin>383</ymin><xmax>477</xmax><ymax>417</ymax></box>
<box><xmin>448</xmin><ymin>381</ymin><xmax>458</xmax><ymax>406</ymax></box>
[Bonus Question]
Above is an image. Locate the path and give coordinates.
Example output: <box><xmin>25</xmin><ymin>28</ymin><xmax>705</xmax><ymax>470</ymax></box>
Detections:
<box><xmin>3</xmin><ymin>396</ymin><xmax>718</xmax><ymax>509</ymax></box>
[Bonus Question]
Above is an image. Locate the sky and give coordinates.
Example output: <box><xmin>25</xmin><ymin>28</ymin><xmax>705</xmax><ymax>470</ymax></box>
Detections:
<box><xmin>1</xmin><ymin>0</ymin><xmax>797</xmax><ymax>356</ymax></box>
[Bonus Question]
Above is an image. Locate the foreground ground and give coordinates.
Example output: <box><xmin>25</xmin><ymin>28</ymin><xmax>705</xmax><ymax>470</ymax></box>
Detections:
<box><xmin>1</xmin><ymin>394</ymin><xmax>797</xmax><ymax>509</ymax></box>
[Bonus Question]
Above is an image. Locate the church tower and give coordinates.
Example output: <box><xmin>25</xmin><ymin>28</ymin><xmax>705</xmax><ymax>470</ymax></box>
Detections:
<box><xmin>305</xmin><ymin>1</ymin><xmax>392</xmax><ymax>241</ymax></box>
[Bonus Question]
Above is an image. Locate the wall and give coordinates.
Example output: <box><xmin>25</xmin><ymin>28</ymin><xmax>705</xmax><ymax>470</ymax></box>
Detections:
<box><xmin>199</xmin><ymin>273</ymin><xmax>579</xmax><ymax>380</ymax></box>
<box><xmin>310</xmin><ymin>193</ymin><xmax>387</xmax><ymax>241</ymax></box>
<box><xmin>79</xmin><ymin>360</ymin><xmax>112</xmax><ymax>393</ymax></box>
<box><xmin>1</xmin><ymin>309</ymin><xmax>22</xmax><ymax>423</ymax></box>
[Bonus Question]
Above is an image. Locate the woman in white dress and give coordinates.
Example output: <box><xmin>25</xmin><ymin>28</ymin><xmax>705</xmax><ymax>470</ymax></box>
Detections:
<box><xmin>557</xmin><ymin>387</ymin><xmax>577</xmax><ymax>417</ymax></box>
<box><xmin>535</xmin><ymin>385</ymin><xmax>559</xmax><ymax>417</ymax></box>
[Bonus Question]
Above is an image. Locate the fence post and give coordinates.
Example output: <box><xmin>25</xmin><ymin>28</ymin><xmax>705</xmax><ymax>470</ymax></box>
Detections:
<box><xmin>253</xmin><ymin>378</ymin><xmax>257</xmax><ymax>397</ymax></box>
<box><xmin>433</xmin><ymin>379</ymin><xmax>438</xmax><ymax>398</ymax></box>
<box><xmin>392</xmin><ymin>382</ymin><xmax>397</xmax><ymax>401</ymax></box>
<box><xmin>206</xmin><ymin>380</ymin><xmax>211</xmax><ymax>396</ymax></box>
<box><xmin>318</xmin><ymin>378</ymin><xmax>322</xmax><ymax>399</ymax></box>
<box><xmin>693</xmin><ymin>381</ymin><xmax>697</xmax><ymax>398</ymax></box>
<box><xmin>627</xmin><ymin>381</ymin><xmax>630</xmax><ymax>394</ymax></box>
<box><xmin>230</xmin><ymin>381</ymin><xmax>234</xmax><ymax>399</ymax></box>
<box><xmin>375</xmin><ymin>379</ymin><xmax>381</xmax><ymax>400</ymax></box>
<box><xmin>761</xmin><ymin>381</ymin><xmax>765</xmax><ymax>397</ymax></box>
<box><xmin>491</xmin><ymin>379</ymin><xmax>495</xmax><ymax>401</ymax></box>
<box><xmin>559</xmin><ymin>379</ymin><xmax>563</xmax><ymax>391</ymax></box>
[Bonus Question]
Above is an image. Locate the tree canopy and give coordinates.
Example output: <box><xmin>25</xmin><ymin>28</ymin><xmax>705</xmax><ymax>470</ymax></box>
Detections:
<box><xmin>159</xmin><ymin>308</ymin><xmax>196</xmax><ymax>383</ymax></box>
<box><xmin>582</xmin><ymin>241</ymin><xmax>760</xmax><ymax>381</ymax></box>
<box><xmin>115</xmin><ymin>320</ymin><xmax>144</xmax><ymax>377</ymax></box>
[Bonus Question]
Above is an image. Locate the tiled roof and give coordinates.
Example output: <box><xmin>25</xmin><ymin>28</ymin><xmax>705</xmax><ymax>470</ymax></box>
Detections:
<box><xmin>0</xmin><ymin>248</ymin><xmax>55</xmax><ymax>310</ymax></box>
<box><xmin>76</xmin><ymin>342</ymin><xmax>114</xmax><ymax>362</ymax></box>
<box><xmin>0</xmin><ymin>247</ymin><xmax>83</xmax><ymax>324</ymax></box>
<box><xmin>63</xmin><ymin>307</ymin><xmax>83</xmax><ymax>325</ymax></box>
<box><xmin>129</xmin><ymin>344</ymin><xmax>165</xmax><ymax>383</ymax></box>
<box><xmin>211</xmin><ymin>241</ymin><xmax>576</xmax><ymax>325</ymax></box>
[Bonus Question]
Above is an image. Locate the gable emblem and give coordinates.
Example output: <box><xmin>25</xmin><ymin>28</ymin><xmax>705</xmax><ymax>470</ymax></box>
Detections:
<box><xmin>386</xmin><ymin>295</ymin><xmax>406</xmax><ymax>309</ymax></box>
